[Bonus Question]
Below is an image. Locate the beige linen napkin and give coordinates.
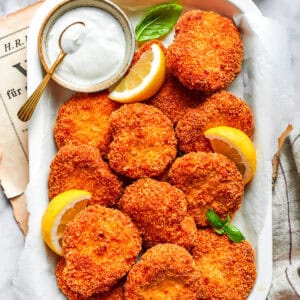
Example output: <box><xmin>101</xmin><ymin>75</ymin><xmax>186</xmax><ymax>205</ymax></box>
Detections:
<box><xmin>268</xmin><ymin>129</ymin><xmax>300</xmax><ymax>299</ymax></box>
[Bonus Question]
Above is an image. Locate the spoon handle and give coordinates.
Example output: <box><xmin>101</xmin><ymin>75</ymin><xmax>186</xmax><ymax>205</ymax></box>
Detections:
<box><xmin>17</xmin><ymin>51</ymin><xmax>66</xmax><ymax>122</ymax></box>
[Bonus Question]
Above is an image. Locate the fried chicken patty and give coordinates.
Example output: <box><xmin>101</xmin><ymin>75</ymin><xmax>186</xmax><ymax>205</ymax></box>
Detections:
<box><xmin>48</xmin><ymin>144</ymin><xmax>123</xmax><ymax>206</ymax></box>
<box><xmin>192</xmin><ymin>229</ymin><xmax>256</xmax><ymax>300</ymax></box>
<box><xmin>119</xmin><ymin>178</ymin><xmax>197</xmax><ymax>249</ymax></box>
<box><xmin>56</xmin><ymin>258</ymin><xmax>125</xmax><ymax>300</ymax></box>
<box><xmin>135</xmin><ymin>42</ymin><xmax>203</xmax><ymax>125</ymax></box>
<box><xmin>176</xmin><ymin>91</ymin><xmax>254</xmax><ymax>153</ymax></box>
<box><xmin>108</xmin><ymin>103</ymin><xmax>177</xmax><ymax>178</ymax></box>
<box><xmin>125</xmin><ymin>244</ymin><xmax>203</xmax><ymax>299</ymax></box>
<box><xmin>62</xmin><ymin>205</ymin><xmax>141</xmax><ymax>297</ymax></box>
<box><xmin>167</xmin><ymin>10</ymin><xmax>243</xmax><ymax>93</ymax></box>
<box><xmin>168</xmin><ymin>152</ymin><xmax>244</xmax><ymax>227</ymax></box>
<box><xmin>147</xmin><ymin>73</ymin><xmax>203</xmax><ymax>125</ymax></box>
<box><xmin>54</xmin><ymin>92</ymin><xmax>120</xmax><ymax>156</ymax></box>
<box><xmin>134</xmin><ymin>41</ymin><xmax>201</xmax><ymax>125</ymax></box>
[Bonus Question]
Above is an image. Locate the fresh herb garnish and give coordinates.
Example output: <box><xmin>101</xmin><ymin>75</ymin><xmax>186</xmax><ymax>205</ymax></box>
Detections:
<box><xmin>224</xmin><ymin>224</ymin><xmax>246</xmax><ymax>242</ymax></box>
<box><xmin>135</xmin><ymin>3</ymin><xmax>183</xmax><ymax>42</ymax></box>
<box><xmin>206</xmin><ymin>209</ymin><xmax>226</xmax><ymax>228</ymax></box>
<box><xmin>206</xmin><ymin>209</ymin><xmax>245</xmax><ymax>242</ymax></box>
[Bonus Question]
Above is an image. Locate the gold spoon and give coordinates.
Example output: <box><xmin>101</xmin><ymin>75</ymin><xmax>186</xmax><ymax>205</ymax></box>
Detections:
<box><xmin>17</xmin><ymin>21</ymin><xmax>85</xmax><ymax>122</ymax></box>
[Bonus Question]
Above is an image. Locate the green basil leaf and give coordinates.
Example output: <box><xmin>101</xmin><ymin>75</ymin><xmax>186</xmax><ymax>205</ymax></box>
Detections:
<box><xmin>206</xmin><ymin>209</ymin><xmax>224</xmax><ymax>229</ymax></box>
<box><xmin>135</xmin><ymin>3</ymin><xmax>183</xmax><ymax>42</ymax></box>
<box><xmin>223</xmin><ymin>214</ymin><xmax>231</xmax><ymax>227</ymax></box>
<box><xmin>225</xmin><ymin>225</ymin><xmax>245</xmax><ymax>242</ymax></box>
<box><xmin>214</xmin><ymin>227</ymin><xmax>226</xmax><ymax>235</ymax></box>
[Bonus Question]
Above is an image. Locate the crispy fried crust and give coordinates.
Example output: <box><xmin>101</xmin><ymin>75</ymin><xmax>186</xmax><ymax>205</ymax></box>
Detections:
<box><xmin>119</xmin><ymin>178</ymin><xmax>197</xmax><ymax>249</ymax></box>
<box><xmin>168</xmin><ymin>152</ymin><xmax>244</xmax><ymax>227</ymax></box>
<box><xmin>125</xmin><ymin>244</ymin><xmax>203</xmax><ymax>299</ymax></box>
<box><xmin>56</xmin><ymin>258</ymin><xmax>125</xmax><ymax>300</ymax></box>
<box><xmin>134</xmin><ymin>41</ymin><xmax>202</xmax><ymax>125</ymax></box>
<box><xmin>131</xmin><ymin>40</ymin><xmax>167</xmax><ymax>66</ymax></box>
<box><xmin>62</xmin><ymin>205</ymin><xmax>141</xmax><ymax>297</ymax></box>
<box><xmin>48</xmin><ymin>144</ymin><xmax>123</xmax><ymax>206</ymax></box>
<box><xmin>167</xmin><ymin>10</ymin><xmax>243</xmax><ymax>93</ymax></box>
<box><xmin>136</xmin><ymin>42</ymin><xmax>203</xmax><ymax>125</ymax></box>
<box><xmin>147</xmin><ymin>73</ymin><xmax>203</xmax><ymax>125</ymax></box>
<box><xmin>175</xmin><ymin>91</ymin><xmax>254</xmax><ymax>153</ymax></box>
<box><xmin>54</xmin><ymin>92</ymin><xmax>120</xmax><ymax>156</ymax></box>
<box><xmin>192</xmin><ymin>229</ymin><xmax>256</xmax><ymax>300</ymax></box>
<box><xmin>108</xmin><ymin>103</ymin><xmax>177</xmax><ymax>178</ymax></box>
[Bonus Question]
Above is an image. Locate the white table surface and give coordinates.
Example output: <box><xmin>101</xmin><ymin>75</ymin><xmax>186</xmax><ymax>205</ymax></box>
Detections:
<box><xmin>0</xmin><ymin>0</ymin><xmax>299</xmax><ymax>299</ymax></box>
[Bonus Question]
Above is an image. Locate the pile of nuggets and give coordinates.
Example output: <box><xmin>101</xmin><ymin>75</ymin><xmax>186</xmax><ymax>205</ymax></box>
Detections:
<box><xmin>48</xmin><ymin>10</ymin><xmax>257</xmax><ymax>300</ymax></box>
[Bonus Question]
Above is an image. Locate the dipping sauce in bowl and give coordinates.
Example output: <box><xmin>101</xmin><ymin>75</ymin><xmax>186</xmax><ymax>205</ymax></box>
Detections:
<box><xmin>39</xmin><ymin>0</ymin><xmax>135</xmax><ymax>92</ymax></box>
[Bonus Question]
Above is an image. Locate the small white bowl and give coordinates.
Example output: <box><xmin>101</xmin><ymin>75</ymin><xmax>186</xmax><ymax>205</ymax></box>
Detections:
<box><xmin>38</xmin><ymin>0</ymin><xmax>135</xmax><ymax>92</ymax></box>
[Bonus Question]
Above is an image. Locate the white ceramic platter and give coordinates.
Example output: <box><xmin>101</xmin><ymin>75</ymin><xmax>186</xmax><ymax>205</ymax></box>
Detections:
<box><xmin>20</xmin><ymin>0</ymin><xmax>272</xmax><ymax>299</ymax></box>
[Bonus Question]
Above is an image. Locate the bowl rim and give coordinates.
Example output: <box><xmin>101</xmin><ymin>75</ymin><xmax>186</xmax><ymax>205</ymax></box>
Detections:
<box><xmin>38</xmin><ymin>0</ymin><xmax>135</xmax><ymax>93</ymax></box>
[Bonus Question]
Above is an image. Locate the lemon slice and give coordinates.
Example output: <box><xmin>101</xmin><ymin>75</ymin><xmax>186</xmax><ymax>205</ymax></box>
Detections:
<box><xmin>108</xmin><ymin>43</ymin><xmax>166</xmax><ymax>103</ymax></box>
<box><xmin>204</xmin><ymin>126</ymin><xmax>256</xmax><ymax>184</ymax></box>
<box><xmin>41</xmin><ymin>190</ymin><xmax>91</xmax><ymax>255</ymax></box>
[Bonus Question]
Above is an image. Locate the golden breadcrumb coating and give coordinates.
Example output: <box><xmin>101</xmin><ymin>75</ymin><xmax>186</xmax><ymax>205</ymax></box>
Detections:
<box><xmin>168</xmin><ymin>152</ymin><xmax>244</xmax><ymax>227</ymax></box>
<box><xmin>48</xmin><ymin>144</ymin><xmax>123</xmax><ymax>206</ymax></box>
<box><xmin>131</xmin><ymin>40</ymin><xmax>167</xmax><ymax>66</ymax></box>
<box><xmin>54</xmin><ymin>92</ymin><xmax>120</xmax><ymax>156</ymax></box>
<box><xmin>125</xmin><ymin>244</ymin><xmax>203</xmax><ymax>299</ymax></box>
<box><xmin>108</xmin><ymin>103</ymin><xmax>177</xmax><ymax>178</ymax></box>
<box><xmin>56</xmin><ymin>258</ymin><xmax>125</xmax><ymax>300</ymax></box>
<box><xmin>176</xmin><ymin>91</ymin><xmax>254</xmax><ymax>153</ymax></box>
<box><xmin>119</xmin><ymin>178</ymin><xmax>197</xmax><ymax>249</ymax></box>
<box><xmin>62</xmin><ymin>205</ymin><xmax>141</xmax><ymax>297</ymax></box>
<box><xmin>147</xmin><ymin>73</ymin><xmax>203</xmax><ymax>125</ymax></box>
<box><xmin>192</xmin><ymin>229</ymin><xmax>256</xmax><ymax>300</ymax></box>
<box><xmin>133</xmin><ymin>41</ymin><xmax>202</xmax><ymax>125</ymax></box>
<box><xmin>167</xmin><ymin>10</ymin><xmax>243</xmax><ymax>93</ymax></box>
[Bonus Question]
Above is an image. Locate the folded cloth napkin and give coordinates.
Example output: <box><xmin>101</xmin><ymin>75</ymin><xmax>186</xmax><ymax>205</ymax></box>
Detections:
<box><xmin>268</xmin><ymin>129</ymin><xmax>300</xmax><ymax>299</ymax></box>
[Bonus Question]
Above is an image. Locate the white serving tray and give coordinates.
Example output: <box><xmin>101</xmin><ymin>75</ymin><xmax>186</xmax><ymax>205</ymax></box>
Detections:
<box><xmin>16</xmin><ymin>0</ymin><xmax>274</xmax><ymax>299</ymax></box>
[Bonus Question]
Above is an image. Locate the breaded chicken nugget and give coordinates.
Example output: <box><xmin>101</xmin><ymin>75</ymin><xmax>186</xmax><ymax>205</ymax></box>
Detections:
<box><xmin>167</xmin><ymin>10</ymin><xmax>243</xmax><ymax>93</ymax></box>
<box><xmin>62</xmin><ymin>205</ymin><xmax>141</xmax><ymax>297</ymax></box>
<box><xmin>147</xmin><ymin>73</ymin><xmax>203</xmax><ymax>125</ymax></box>
<box><xmin>125</xmin><ymin>244</ymin><xmax>203</xmax><ymax>299</ymax></box>
<box><xmin>134</xmin><ymin>42</ymin><xmax>202</xmax><ymax>125</ymax></box>
<box><xmin>56</xmin><ymin>258</ymin><xmax>125</xmax><ymax>300</ymax></box>
<box><xmin>176</xmin><ymin>91</ymin><xmax>254</xmax><ymax>153</ymax></box>
<box><xmin>133</xmin><ymin>41</ymin><xmax>201</xmax><ymax>125</ymax></box>
<box><xmin>168</xmin><ymin>152</ymin><xmax>244</xmax><ymax>227</ymax></box>
<box><xmin>119</xmin><ymin>178</ymin><xmax>197</xmax><ymax>249</ymax></box>
<box><xmin>54</xmin><ymin>92</ymin><xmax>120</xmax><ymax>156</ymax></box>
<box><xmin>143</xmin><ymin>214</ymin><xmax>197</xmax><ymax>250</ymax></box>
<box><xmin>131</xmin><ymin>40</ymin><xmax>166</xmax><ymax>66</ymax></box>
<box><xmin>192</xmin><ymin>229</ymin><xmax>256</xmax><ymax>300</ymax></box>
<box><xmin>48</xmin><ymin>144</ymin><xmax>123</xmax><ymax>206</ymax></box>
<box><xmin>108</xmin><ymin>103</ymin><xmax>177</xmax><ymax>178</ymax></box>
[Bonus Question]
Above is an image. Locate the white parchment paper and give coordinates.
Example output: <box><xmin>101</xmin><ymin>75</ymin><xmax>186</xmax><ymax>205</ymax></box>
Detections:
<box><xmin>14</xmin><ymin>0</ymin><xmax>297</xmax><ymax>299</ymax></box>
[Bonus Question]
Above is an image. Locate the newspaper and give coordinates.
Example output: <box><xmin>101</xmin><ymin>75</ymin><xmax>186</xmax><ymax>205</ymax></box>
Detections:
<box><xmin>0</xmin><ymin>1</ymin><xmax>43</xmax><ymax>234</ymax></box>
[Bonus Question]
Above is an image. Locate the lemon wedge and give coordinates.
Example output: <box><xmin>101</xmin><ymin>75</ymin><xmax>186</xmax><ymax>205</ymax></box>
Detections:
<box><xmin>204</xmin><ymin>126</ymin><xmax>256</xmax><ymax>184</ymax></box>
<box><xmin>41</xmin><ymin>190</ymin><xmax>91</xmax><ymax>255</ymax></box>
<box><xmin>108</xmin><ymin>43</ymin><xmax>166</xmax><ymax>103</ymax></box>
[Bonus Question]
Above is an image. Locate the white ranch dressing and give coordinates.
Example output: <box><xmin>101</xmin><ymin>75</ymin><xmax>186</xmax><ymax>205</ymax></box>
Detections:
<box><xmin>46</xmin><ymin>7</ymin><xmax>126</xmax><ymax>87</ymax></box>
<box><xmin>60</xmin><ymin>22</ymin><xmax>86</xmax><ymax>54</ymax></box>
